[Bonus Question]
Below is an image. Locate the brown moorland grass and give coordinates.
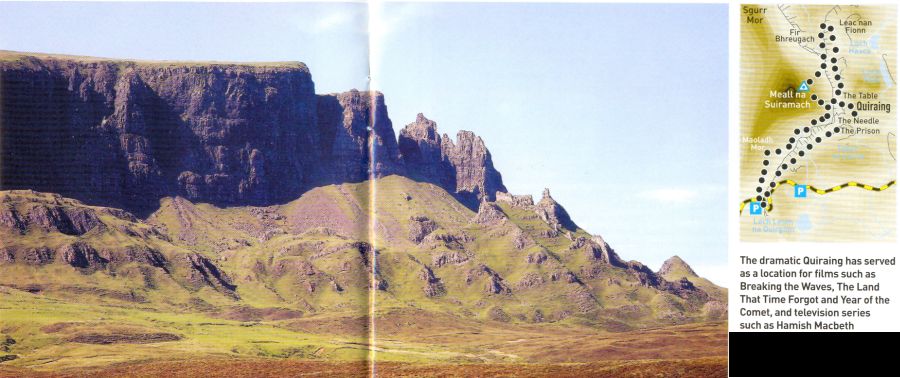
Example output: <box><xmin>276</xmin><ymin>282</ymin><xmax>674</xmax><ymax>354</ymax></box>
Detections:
<box><xmin>371</xmin><ymin>310</ymin><xmax>727</xmax><ymax>363</ymax></box>
<box><xmin>0</xmin><ymin>357</ymin><xmax>727</xmax><ymax>378</ymax></box>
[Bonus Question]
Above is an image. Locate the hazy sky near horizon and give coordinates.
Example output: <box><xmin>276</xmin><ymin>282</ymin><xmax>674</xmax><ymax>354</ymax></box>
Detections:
<box><xmin>0</xmin><ymin>2</ymin><xmax>371</xmax><ymax>93</ymax></box>
<box><xmin>0</xmin><ymin>2</ymin><xmax>728</xmax><ymax>285</ymax></box>
<box><xmin>372</xmin><ymin>3</ymin><xmax>729</xmax><ymax>285</ymax></box>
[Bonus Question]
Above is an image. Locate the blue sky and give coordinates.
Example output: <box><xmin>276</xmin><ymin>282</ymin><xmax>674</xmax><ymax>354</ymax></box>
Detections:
<box><xmin>0</xmin><ymin>2</ymin><xmax>370</xmax><ymax>93</ymax></box>
<box><xmin>0</xmin><ymin>2</ymin><xmax>728</xmax><ymax>285</ymax></box>
<box><xmin>373</xmin><ymin>3</ymin><xmax>729</xmax><ymax>284</ymax></box>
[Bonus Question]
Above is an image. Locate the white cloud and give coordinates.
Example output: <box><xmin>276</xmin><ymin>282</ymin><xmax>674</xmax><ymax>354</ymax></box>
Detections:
<box><xmin>638</xmin><ymin>188</ymin><xmax>699</xmax><ymax>204</ymax></box>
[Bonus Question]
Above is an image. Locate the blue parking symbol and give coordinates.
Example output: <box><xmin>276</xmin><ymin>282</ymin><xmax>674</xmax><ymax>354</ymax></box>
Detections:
<box><xmin>749</xmin><ymin>202</ymin><xmax>762</xmax><ymax>215</ymax></box>
<box><xmin>794</xmin><ymin>185</ymin><xmax>807</xmax><ymax>198</ymax></box>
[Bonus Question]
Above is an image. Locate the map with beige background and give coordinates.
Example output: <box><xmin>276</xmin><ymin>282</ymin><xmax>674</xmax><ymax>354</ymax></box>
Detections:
<box><xmin>740</xmin><ymin>4</ymin><xmax>897</xmax><ymax>242</ymax></box>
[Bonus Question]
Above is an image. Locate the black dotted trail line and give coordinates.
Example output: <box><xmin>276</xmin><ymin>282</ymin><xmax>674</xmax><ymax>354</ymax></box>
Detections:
<box><xmin>743</xmin><ymin>22</ymin><xmax>867</xmax><ymax>215</ymax></box>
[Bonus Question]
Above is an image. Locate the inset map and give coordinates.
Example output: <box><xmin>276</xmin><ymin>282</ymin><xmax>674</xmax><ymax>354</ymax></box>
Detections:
<box><xmin>740</xmin><ymin>4</ymin><xmax>897</xmax><ymax>242</ymax></box>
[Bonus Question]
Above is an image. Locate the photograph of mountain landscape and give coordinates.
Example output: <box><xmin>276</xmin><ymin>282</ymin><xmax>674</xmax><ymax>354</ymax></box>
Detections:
<box><xmin>0</xmin><ymin>2</ymin><xmax>728</xmax><ymax>377</ymax></box>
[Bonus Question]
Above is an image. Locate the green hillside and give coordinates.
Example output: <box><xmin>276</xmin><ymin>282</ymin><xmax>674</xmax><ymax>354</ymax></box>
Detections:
<box><xmin>0</xmin><ymin>176</ymin><xmax>725</xmax><ymax>371</ymax></box>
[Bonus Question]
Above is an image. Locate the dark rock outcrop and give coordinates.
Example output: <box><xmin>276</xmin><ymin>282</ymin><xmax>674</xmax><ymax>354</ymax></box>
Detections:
<box><xmin>495</xmin><ymin>192</ymin><xmax>534</xmax><ymax>207</ymax></box>
<box><xmin>0</xmin><ymin>204</ymin><xmax>26</xmax><ymax>233</ymax></box>
<box><xmin>431</xmin><ymin>251</ymin><xmax>469</xmax><ymax>267</ymax></box>
<box><xmin>423</xmin><ymin>231</ymin><xmax>472</xmax><ymax>250</ymax></box>
<box><xmin>661</xmin><ymin>277</ymin><xmax>706</xmax><ymax>300</ymax></box>
<box><xmin>473</xmin><ymin>201</ymin><xmax>507</xmax><ymax>226</ymax></box>
<box><xmin>399</xmin><ymin>114</ymin><xmax>507</xmax><ymax>203</ymax></box>
<box><xmin>33</xmin><ymin>205</ymin><xmax>101</xmax><ymax>235</ymax></box>
<box><xmin>0</xmin><ymin>248</ymin><xmax>14</xmax><ymax>264</ymax></box>
<box><xmin>589</xmin><ymin>235</ymin><xmax>625</xmax><ymax>266</ymax></box>
<box><xmin>315</xmin><ymin>90</ymin><xmax>402</xmax><ymax>183</ymax></box>
<box><xmin>108</xmin><ymin>246</ymin><xmax>168</xmax><ymax>268</ymax></box>
<box><xmin>408</xmin><ymin>216</ymin><xmax>438</xmax><ymax>244</ymax></box>
<box><xmin>58</xmin><ymin>242</ymin><xmax>106</xmax><ymax>270</ymax></box>
<box><xmin>1</xmin><ymin>55</ymin><xmax>320</xmax><ymax>213</ymax></box>
<box><xmin>0</xmin><ymin>198</ymin><xmax>103</xmax><ymax>236</ymax></box>
<box><xmin>511</xmin><ymin>228</ymin><xmax>533</xmax><ymax>250</ymax></box>
<box><xmin>66</xmin><ymin>332</ymin><xmax>181</xmax><ymax>345</ymax></box>
<box><xmin>465</xmin><ymin>265</ymin><xmax>511</xmax><ymax>295</ymax></box>
<box><xmin>623</xmin><ymin>261</ymin><xmax>663</xmax><ymax>288</ymax></box>
<box><xmin>443</xmin><ymin>129</ymin><xmax>506</xmax><ymax>202</ymax></box>
<box><xmin>525</xmin><ymin>251</ymin><xmax>548</xmax><ymax>265</ymax></box>
<box><xmin>397</xmin><ymin>114</ymin><xmax>451</xmax><ymax>189</ymax></box>
<box><xmin>571</xmin><ymin>236</ymin><xmax>625</xmax><ymax>267</ymax></box>
<box><xmin>488</xmin><ymin>307</ymin><xmax>511</xmax><ymax>322</ymax></box>
<box><xmin>21</xmin><ymin>247</ymin><xmax>54</xmax><ymax>265</ymax></box>
<box><xmin>535</xmin><ymin>189</ymin><xmax>577</xmax><ymax>232</ymax></box>
<box><xmin>568</xmin><ymin>288</ymin><xmax>600</xmax><ymax>313</ymax></box>
<box><xmin>0</xmin><ymin>241</ymin><xmax>167</xmax><ymax>272</ymax></box>
<box><xmin>419</xmin><ymin>266</ymin><xmax>445</xmax><ymax>297</ymax></box>
<box><xmin>1</xmin><ymin>53</ymin><xmax>505</xmax><ymax>214</ymax></box>
<box><xmin>517</xmin><ymin>272</ymin><xmax>546</xmax><ymax>289</ymax></box>
<box><xmin>618</xmin><ymin>258</ymin><xmax>706</xmax><ymax>300</ymax></box>
<box><xmin>182</xmin><ymin>253</ymin><xmax>237</xmax><ymax>294</ymax></box>
<box><xmin>272</xmin><ymin>259</ymin><xmax>317</xmax><ymax>277</ymax></box>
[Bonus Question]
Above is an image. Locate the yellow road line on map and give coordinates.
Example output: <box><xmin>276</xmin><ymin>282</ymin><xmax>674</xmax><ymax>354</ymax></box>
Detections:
<box><xmin>739</xmin><ymin>180</ymin><xmax>896</xmax><ymax>214</ymax></box>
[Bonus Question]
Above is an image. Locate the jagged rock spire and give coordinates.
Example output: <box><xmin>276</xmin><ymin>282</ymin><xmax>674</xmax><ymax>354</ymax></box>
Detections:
<box><xmin>398</xmin><ymin>113</ymin><xmax>507</xmax><ymax>204</ymax></box>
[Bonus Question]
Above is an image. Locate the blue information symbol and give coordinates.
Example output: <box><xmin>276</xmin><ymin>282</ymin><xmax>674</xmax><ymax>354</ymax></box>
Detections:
<box><xmin>749</xmin><ymin>202</ymin><xmax>763</xmax><ymax>215</ymax></box>
<box><xmin>794</xmin><ymin>185</ymin><xmax>807</xmax><ymax>198</ymax></box>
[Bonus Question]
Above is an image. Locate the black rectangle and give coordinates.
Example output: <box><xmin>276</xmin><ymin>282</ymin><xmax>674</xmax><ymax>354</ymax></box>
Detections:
<box><xmin>730</xmin><ymin>332</ymin><xmax>900</xmax><ymax>377</ymax></box>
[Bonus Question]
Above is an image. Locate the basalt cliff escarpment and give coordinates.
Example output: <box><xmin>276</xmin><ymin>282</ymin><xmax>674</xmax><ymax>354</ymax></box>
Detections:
<box><xmin>0</xmin><ymin>51</ymin><xmax>503</xmax><ymax>212</ymax></box>
<box><xmin>399</xmin><ymin>113</ymin><xmax>506</xmax><ymax>203</ymax></box>
<box><xmin>0</xmin><ymin>52</ymin><xmax>726</xmax><ymax>368</ymax></box>
<box><xmin>0</xmin><ymin>52</ymin><xmax>725</xmax><ymax>318</ymax></box>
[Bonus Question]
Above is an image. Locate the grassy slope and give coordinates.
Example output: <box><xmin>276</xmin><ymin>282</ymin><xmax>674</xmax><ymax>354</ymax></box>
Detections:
<box><xmin>0</xmin><ymin>177</ymin><xmax>726</xmax><ymax>372</ymax></box>
<box><xmin>370</xmin><ymin>176</ymin><xmax>712</xmax><ymax>327</ymax></box>
<box><xmin>0</xmin><ymin>287</ymin><xmax>367</xmax><ymax>371</ymax></box>
<box><xmin>659</xmin><ymin>256</ymin><xmax>727</xmax><ymax>302</ymax></box>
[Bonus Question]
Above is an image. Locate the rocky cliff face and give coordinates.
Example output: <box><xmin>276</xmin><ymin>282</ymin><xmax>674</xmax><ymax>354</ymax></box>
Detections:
<box><xmin>1</xmin><ymin>54</ymin><xmax>320</xmax><ymax>213</ymax></box>
<box><xmin>315</xmin><ymin>89</ymin><xmax>403</xmax><ymax>183</ymax></box>
<box><xmin>399</xmin><ymin>113</ymin><xmax>506</xmax><ymax>203</ymax></box>
<box><xmin>0</xmin><ymin>190</ymin><xmax>237</xmax><ymax>296</ymax></box>
<box><xmin>534</xmin><ymin>188</ymin><xmax>577</xmax><ymax>232</ymax></box>
<box><xmin>1</xmin><ymin>52</ymin><xmax>503</xmax><ymax>213</ymax></box>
